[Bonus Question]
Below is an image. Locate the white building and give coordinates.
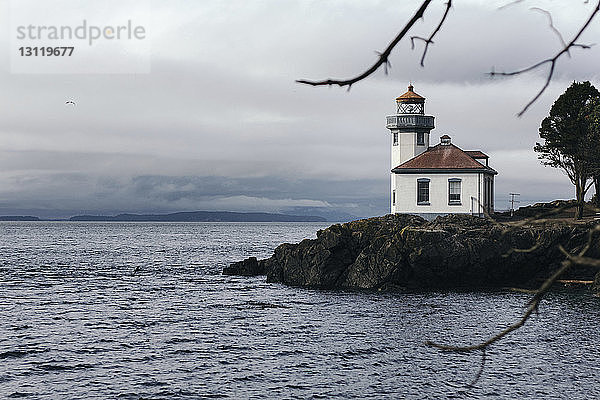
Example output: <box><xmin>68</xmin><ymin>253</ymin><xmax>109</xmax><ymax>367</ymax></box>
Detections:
<box><xmin>386</xmin><ymin>85</ymin><xmax>497</xmax><ymax>219</ymax></box>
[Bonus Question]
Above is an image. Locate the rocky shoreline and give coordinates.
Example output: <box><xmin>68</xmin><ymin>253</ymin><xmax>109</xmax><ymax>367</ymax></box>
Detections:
<box><xmin>224</xmin><ymin>214</ymin><xmax>600</xmax><ymax>293</ymax></box>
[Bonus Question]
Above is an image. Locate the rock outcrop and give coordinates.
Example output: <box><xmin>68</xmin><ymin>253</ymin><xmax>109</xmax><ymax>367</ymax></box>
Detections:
<box><xmin>226</xmin><ymin>257</ymin><xmax>264</xmax><ymax>276</ymax></box>
<box><xmin>223</xmin><ymin>214</ymin><xmax>600</xmax><ymax>290</ymax></box>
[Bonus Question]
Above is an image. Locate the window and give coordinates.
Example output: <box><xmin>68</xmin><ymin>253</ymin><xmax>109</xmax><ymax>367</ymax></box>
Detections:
<box><xmin>485</xmin><ymin>178</ymin><xmax>489</xmax><ymax>211</ymax></box>
<box><xmin>398</xmin><ymin>103</ymin><xmax>423</xmax><ymax>114</ymax></box>
<box><xmin>484</xmin><ymin>177</ymin><xmax>494</xmax><ymax>213</ymax></box>
<box><xmin>417</xmin><ymin>132</ymin><xmax>425</xmax><ymax>146</ymax></box>
<box><xmin>490</xmin><ymin>178</ymin><xmax>494</xmax><ymax>210</ymax></box>
<box><xmin>448</xmin><ymin>178</ymin><xmax>461</xmax><ymax>204</ymax></box>
<box><xmin>392</xmin><ymin>190</ymin><xmax>396</xmax><ymax>206</ymax></box>
<box><xmin>393</xmin><ymin>132</ymin><xmax>398</xmax><ymax>146</ymax></box>
<box><xmin>417</xmin><ymin>178</ymin><xmax>430</xmax><ymax>205</ymax></box>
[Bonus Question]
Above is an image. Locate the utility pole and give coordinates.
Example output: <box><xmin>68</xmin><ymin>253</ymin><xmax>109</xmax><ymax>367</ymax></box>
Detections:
<box><xmin>509</xmin><ymin>193</ymin><xmax>520</xmax><ymax>217</ymax></box>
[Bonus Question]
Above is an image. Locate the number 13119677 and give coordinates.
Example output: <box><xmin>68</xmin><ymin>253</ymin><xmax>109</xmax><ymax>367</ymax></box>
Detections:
<box><xmin>19</xmin><ymin>47</ymin><xmax>74</xmax><ymax>56</ymax></box>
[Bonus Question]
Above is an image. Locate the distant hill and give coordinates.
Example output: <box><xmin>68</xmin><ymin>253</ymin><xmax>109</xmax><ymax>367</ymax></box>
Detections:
<box><xmin>0</xmin><ymin>216</ymin><xmax>41</xmax><ymax>221</ymax></box>
<box><xmin>69</xmin><ymin>211</ymin><xmax>327</xmax><ymax>222</ymax></box>
<box><xmin>281</xmin><ymin>207</ymin><xmax>357</xmax><ymax>222</ymax></box>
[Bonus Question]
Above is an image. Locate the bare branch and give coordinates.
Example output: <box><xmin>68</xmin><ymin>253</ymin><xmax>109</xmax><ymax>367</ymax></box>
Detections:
<box><xmin>565</xmin><ymin>255</ymin><xmax>600</xmax><ymax>268</ymax></box>
<box><xmin>411</xmin><ymin>0</ymin><xmax>453</xmax><ymax>67</ymax></box>
<box><xmin>530</xmin><ymin>7</ymin><xmax>568</xmax><ymax>51</ymax></box>
<box><xmin>526</xmin><ymin>247</ymin><xmax>574</xmax><ymax>306</ymax></box>
<box><xmin>586</xmin><ymin>179</ymin><xmax>595</xmax><ymax>192</ymax></box>
<box><xmin>296</xmin><ymin>0</ymin><xmax>433</xmax><ymax>87</ymax></box>
<box><xmin>425</xmin><ymin>259</ymin><xmax>572</xmax><ymax>352</ymax></box>
<box><xmin>499</xmin><ymin>0</ymin><xmax>526</xmax><ymax>10</ymax></box>
<box><xmin>426</xmin><ymin>218</ymin><xmax>600</xmax><ymax>353</ymax></box>
<box><xmin>561</xmin><ymin>224</ymin><xmax>600</xmax><ymax>266</ymax></box>
<box><xmin>466</xmin><ymin>349</ymin><xmax>486</xmax><ymax>388</ymax></box>
<box><xmin>490</xmin><ymin>0</ymin><xmax>600</xmax><ymax>116</ymax></box>
<box><xmin>502</xmin><ymin>240</ymin><xmax>542</xmax><ymax>257</ymax></box>
<box><xmin>504</xmin><ymin>287</ymin><xmax>538</xmax><ymax>294</ymax></box>
<box><xmin>297</xmin><ymin>0</ymin><xmax>598</xmax><ymax>116</ymax></box>
<box><xmin>501</xmin><ymin>203</ymin><xmax>590</xmax><ymax>231</ymax></box>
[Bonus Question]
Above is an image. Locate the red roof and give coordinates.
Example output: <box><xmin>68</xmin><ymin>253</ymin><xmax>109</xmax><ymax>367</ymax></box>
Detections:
<box><xmin>393</xmin><ymin>143</ymin><xmax>497</xmax><ymax>174</ymax></box>
<box><xmin>465</xmin><ymin>150</ymin><xmax>489</xmax><ymax>159</ymax></box>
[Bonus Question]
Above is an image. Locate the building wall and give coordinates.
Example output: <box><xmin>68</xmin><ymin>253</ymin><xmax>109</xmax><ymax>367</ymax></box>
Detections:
<box><xmin>390</xmin><ymin>131</ymin><xmax>429</xmax><ymax>169</ymax></box>
<box><xmin>391</xmin><ymin>172</ymin><xmax>494</xmax><ymax>216</ymax></box>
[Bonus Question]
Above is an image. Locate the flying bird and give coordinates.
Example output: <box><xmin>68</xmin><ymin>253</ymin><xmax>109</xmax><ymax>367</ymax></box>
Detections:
<box><xmin>65</xmin><ymin>100</ymin><xmax>76</xmax><ymax>106</ymax></box>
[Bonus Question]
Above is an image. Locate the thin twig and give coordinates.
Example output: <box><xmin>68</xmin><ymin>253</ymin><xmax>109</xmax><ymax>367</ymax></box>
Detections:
<box><xmin>504</xmin><ymin>287</ymin><xmax>538</xmax><ymax>294</ymax></box>
<box><xmin>502</xmin><ymin>240</ymin><xmax>542</xmax><ymax>257</ymax></box>
<box><xmin>424</xmin><ymin>259</ymin><xmax>572</xmax><ymax>352</ymax></box>
<box><xmin>499</xmin><ymin>0</ymin><xmax>526</xmax><ymax>10</ymax></box>
<box><xmin>426</xmin><ymin>219</ymin><xmax>600</xmax><ymax>352</ymax></box>
<box><xmin>490</xmin><ymin>0</ymin><xmax>600</xmax><ymax>116</ymax></box>
<box><xmin>296</xmin><ymin>0</ymin><xmax>432</xmax><ymax>87</ymax></box>
<box><xmin>297</xmin><ymin>0</ymin><xmax>598</xmax><ymax>116</ymax></box>
<box><xmin>410</xmin><ymin>0</ymin><xmax>453</xmax><ymax>67</ymax></box>
<box><xmin>530</xmin><ymin>7</ymin><xmax>568</xmax><ymax>51</ymax></box>
<box><xmin>566</xmin><ymin>255</ymin><xmax>600</xmax><ymax>268</ymax></box>
<box><xmin>501</xmin><ymin>203</ymin><xmax>593</xmax><ymax>231</ymax></box>
<box><xmin>466</xmin><ymin>349</ymin><xmax>486</xmax><ymax>387</ymax></box>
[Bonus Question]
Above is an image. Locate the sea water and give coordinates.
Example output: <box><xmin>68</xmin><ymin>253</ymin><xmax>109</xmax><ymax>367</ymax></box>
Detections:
<box><xmin>1</xmin><ymin>222</ymin><xmax>599</xmax><ymax>399</ymax></box>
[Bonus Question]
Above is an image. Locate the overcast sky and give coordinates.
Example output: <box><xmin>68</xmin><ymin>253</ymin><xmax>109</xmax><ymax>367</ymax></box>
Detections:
<box><xmin>1</xmin><ymin>0</ymin><xmax>599</xmax><ymax>218</ymax></box>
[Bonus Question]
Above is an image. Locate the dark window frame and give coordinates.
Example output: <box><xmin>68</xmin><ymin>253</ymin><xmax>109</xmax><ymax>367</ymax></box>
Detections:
<box><xmin>417</xmin><ymin>178</ymin><xmax>430</xmax><ymax>205</ymax></box>
<box><xmin>448</xmin><ymin>178</ymin><xmax>461</xmax><ymax>205</ymax></box>
<box><xmin>417</xmin><ymin>131</ymin><xmax>425</xmax><ymax>146</ymax></box>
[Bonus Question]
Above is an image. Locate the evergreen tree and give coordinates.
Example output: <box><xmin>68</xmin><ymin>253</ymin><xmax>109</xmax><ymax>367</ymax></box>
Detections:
<box><xmin>586</xmin><ymin>98</ymin><xmax>600</xmax><ymax>208</ymax></box>
<box><xmin>534</xmin><ymin>81</ymin><xmax>600</xmax><ymax>219</ymax></box>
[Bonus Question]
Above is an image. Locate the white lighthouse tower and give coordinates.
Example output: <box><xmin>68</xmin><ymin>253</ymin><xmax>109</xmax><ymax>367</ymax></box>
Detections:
<box><xmin>386</xmin><ymin>85</ymin><xmax>435</xmax><ymax>212</ymax></box>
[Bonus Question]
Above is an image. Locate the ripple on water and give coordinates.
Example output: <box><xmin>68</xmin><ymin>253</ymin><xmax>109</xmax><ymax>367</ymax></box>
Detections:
<box><xmin>8</xmin><ymin>392</ymin><xmax>36</xmax><ymax>398</ymax></box>
<box><xmin>0</xmin><ymin>222</ymin><xmax>599</xmax><ymax>400</ymax></box>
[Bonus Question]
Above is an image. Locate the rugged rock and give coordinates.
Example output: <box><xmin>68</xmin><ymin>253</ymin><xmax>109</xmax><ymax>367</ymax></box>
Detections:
<box><xmin>493</xmin><ymin>199</ymin><xmax>598</xmax><ymax>221</ymax></box>
<box><xmin>225</xmin><ymin>214</ymin><xmax>600</xmax><ymax>290</ymax></box>
<box><xmin>223</xmin><ymin>257</ymin><xmax>264</xmax><ymax>276</ymax></box>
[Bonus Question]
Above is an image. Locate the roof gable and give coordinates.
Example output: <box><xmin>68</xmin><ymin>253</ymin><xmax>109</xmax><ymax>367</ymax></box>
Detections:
<box><xmin>393</xmin><ymin>143</ymin><xmax>496</xmax><ymax>173</ymax></box>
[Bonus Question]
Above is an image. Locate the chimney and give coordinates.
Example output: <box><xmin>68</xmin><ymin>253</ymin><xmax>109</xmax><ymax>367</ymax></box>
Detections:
<box><xmin>440</xmin><ymin>135</ymin><xmax>451</xmax><ymax>145</ymax></box>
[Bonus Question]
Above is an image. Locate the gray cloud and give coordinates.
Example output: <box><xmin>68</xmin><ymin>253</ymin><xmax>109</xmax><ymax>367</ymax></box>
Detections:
<box><xmin>0</xmin><ymin>172</ymin><xmax>387</xmax><ymax>219</ymax></box>
<box><xmin>0</xmin><ymin>0</ymin><xmax>598</xmax><ymax>218</ymax></box>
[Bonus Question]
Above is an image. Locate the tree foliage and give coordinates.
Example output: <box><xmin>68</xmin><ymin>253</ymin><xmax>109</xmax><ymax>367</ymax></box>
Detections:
<box><xmin>534</xmin><ymin>81</ymin><xmax>600</xmax><ymax>219</ymax></box>
<box><xmin>586</xmin><ymin>98</ymin><xmax>600</xmax><ymax>208</ymax></box>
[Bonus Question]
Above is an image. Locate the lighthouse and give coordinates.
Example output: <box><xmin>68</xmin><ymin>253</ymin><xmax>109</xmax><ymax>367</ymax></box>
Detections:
<box><xmin>386</xmin><ymin>85</ymin><xmax>497</xmax><ymax>218</ymax></box>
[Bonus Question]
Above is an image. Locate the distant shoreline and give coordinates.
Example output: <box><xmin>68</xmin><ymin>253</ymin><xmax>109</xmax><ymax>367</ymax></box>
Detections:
<box><xmin>0</xmin><ymin>211</ymin><xmax>327</xmax><ymax>223</ymax></box>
